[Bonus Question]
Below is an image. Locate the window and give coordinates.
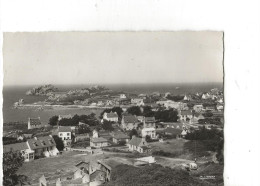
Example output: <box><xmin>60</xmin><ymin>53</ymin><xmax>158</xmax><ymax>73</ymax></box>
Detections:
<box><xmin>60</xmin><ymin>133</ymin><xmax>63</xmax><ymax>136</ymax></box>
<box><xmin>67</xmin><ymin>133</ymin><xmax>70</xmax><ymax>136</ymax></box>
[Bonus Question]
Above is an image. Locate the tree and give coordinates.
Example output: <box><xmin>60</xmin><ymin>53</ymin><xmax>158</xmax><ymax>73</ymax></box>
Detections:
<box><xmin>3</xmin><ymin>151</ymin><xmax>28</xmax><ymax>186</ymax></box>
<box><xmin>53</xmin><ymin>135</ymin><xmax>64</xmax><ymax>151</ymax></box>
<box><xmin>127</xmin><ymin>106</ymin><xmax>142</xmax><ymax>116</ymax></box>
<box><xmin>49</xmin><ymin>115</ymin><xmax>59</xmax><ymax>126</ymax></box>
<box><xmin>145</xmin><ymin>135</ymin><xmax>151</xmax><ymax>142</ymax></box>
<box><xmin>102</xmin><ymin>120</ymin><xmax>114</xmax><ymax>131</ymax></box>
<box><xmin>129</xmin><ymin>129</ymin><xmax>138</xmax><ymax>139</ymax></box>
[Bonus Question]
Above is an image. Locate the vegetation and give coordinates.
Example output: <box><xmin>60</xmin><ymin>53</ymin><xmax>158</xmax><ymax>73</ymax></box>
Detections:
<box><xmin>126</xmin><ymin>106</ymin><xmax>179</xmax><ymax>122</ymax></box>
<box><xmin>100</xmin><ymin>107</ymin><xmax>124</xmax><ymax>119</ymax></box>
<box><xmin>3</xmin><ymin>137</ymin><xmax>26</xmax><ymax>145</ymax></box>
<box><xmin>102</xmin><ymin>120</ymin><xmax>114</xmax><ymax>131</ymax></box>
<box><xmin>3</xmin><ymin>151</ymin><xmax>28</xmax><ymax>186</ymax></box>
<box><xmin>49</xmin><ymin>115</ymin><xmax>59</xmax><ymax>126</ymax></box>
<box><xmin>185</xmin><ymin>127</ymin><xmax>224</xmax><ymax>163</ymax></box>
<box><xmin>154</xmin><ymin>108</ymin><xmax>179</xmax><ymax>122</ymax></box>
<box><xmin>166</xmin><ymin>95</ymin><xmax>185</xmax><ymax>102</ymax></box>
<box><xmin>105</xmin><ymin>164</ymin><xmax>212</xmax><ymax>186</ymax></box>
<box><xmin>53</xmin><ymin>135</ymin><xmax>65</xmax><ymax>151</ymax></box>
<box><xmin>127</xmin><ymin>106</ymin><xmax>142</xmax><ymax>116</ymax></box>
<box><xmin>77</xmin><ymin>125</ymin><xmax>91</xmax><ymax>134</ymax></box>
<box><xmin>198</xmin><ymin>118</ymin><xmax>221</xmax><ymax>125</ymax></box>
<box><xmin>129</xmin><ymin>129</ymin><xmax>138</xmax><ymax>139</ymax></box>
<box><xmin>57</xmin><ymin>113</ymin><xmax>99</xmax><ymax>126</ymax></box>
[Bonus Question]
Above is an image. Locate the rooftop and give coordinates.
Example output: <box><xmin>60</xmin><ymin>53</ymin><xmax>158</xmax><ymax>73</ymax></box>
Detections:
<box><xmin>123</xmin><ymin>115</ymin><xmax>139</xmax><ymax>123</ymax></box>
<box><xmin>3</xmin><ymin>142</ymin><xmax>29</xmax><ymax>153</ymax></box>
<box><xmin>29</xmin><ymin>118</ymin><xmax>41</xmax><ymax>125</ymax></box>
<box><xmin>58</xmin><ymin>126</ymin><xmax>72</xmax><ymax>133</ymax></box>
<box><xmin>128</xmin><ymin>136</ymin><xmax>145</xmax><ymax>147</ymax></box>
<box><xmin>27</xmin><ymin>136</ymin><xmax>56</xmax><ymax>150</ymax></box>
<box><xmin>91</xmin><ymin>137</ymin><xmax>108</xmax><ymax>143</ymax></box>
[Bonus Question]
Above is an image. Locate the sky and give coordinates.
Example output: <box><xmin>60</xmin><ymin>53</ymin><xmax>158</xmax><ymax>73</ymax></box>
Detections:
<box><xmin>3</xmin><ymin>31</ymin><xmax>223</xmax><ymax>85</ymax></box>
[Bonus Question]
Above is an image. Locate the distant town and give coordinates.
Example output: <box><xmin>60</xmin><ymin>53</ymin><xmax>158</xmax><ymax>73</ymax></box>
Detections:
<box><xmin>3</xmin><ymin>84</ymin><xmax>224</xmax><ymax>186</ymax></box>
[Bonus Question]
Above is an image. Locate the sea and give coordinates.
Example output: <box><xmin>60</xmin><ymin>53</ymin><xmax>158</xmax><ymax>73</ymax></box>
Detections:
<box><xmin>2</xmin><ymin>83</ymin><xmax>223</xmax><ymax>123</ymax></box>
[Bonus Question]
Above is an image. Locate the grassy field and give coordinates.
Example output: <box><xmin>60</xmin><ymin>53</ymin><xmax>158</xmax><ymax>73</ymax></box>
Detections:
<box><xmin>17</xmin><ymin>151</ymin><xmax>105</xmax><ymax>184</ymax></box>
<box><xmin>149</xmin><ymin>138</ymin><xmax>214</xmax><ymax>161</ymax></box>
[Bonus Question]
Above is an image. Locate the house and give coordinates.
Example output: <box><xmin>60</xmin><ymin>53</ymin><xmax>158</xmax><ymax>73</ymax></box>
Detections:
<box><xmin>193</xmin><ymin>104</ymin><xmax>204</xmax><ymax>112</ymax></box>
<box><xmin>103</xmin><ymin>112</ymin><xmax>118</xmax><ymax>122</ymax></box>
<box><xmin>202</xmin><ymin>93</ymin><xmax>211</xmax><ymax>99</ymax></box>
<box><xmin>78</xmin><ymin>121</ymin><xmax>89</xmax><ymax>127</ymax></box>
<box><xmin>28</xmin><ymin>117</ymin><xmax>42</xmax><ymax>129</ymax></box>
<box><xmin>137</xmin><ymin>116</ymin><xmax>145</xmax><ymax>122</ymax></box>
<box><xmin>40</xmin><ymin>160</ymin><xmax>109</xmax><ymax>186</ymax></box>
<box><xmin>141</xmin><ymin>128</ymin><xmax>156</xmax><ymax>139</ymax></box>
<box><xmin>164</xmin><ymin>127</ymin><xmax>183</xmax><ymax>138</ymax></box>
<box><xmin>158</xmin><ymin>122</ymin><xmax>184</xmax><ymax>129</ymax></box>
<box><xmin>27</xmin><ymin>135</ymin><xmax>59</xmax><ymax>158</ymax></box>
<box><xmin>205</xmin><ymin>106</ymin><xmax>216</xmax><ymax>111</ymax></box>
<box><xmin>119</xmin><ymin>94</ymin><xmax>127</xmax><ymax>99</ymax></box>
<box><xmin>110</xmin><ymin>131</ymin><xmax>130</xmax><ymax>144</ymax></box>
<box><xmin>179</xmin><ymin>110</ymin><xmax>193</xmax><ymax>121</ymax></box>
<box><xmin>216</xmin><ymin>104</ymin><xmax>224</xmax><ymax>111</ymax></box>
<box><xmin>90</xmin><ymin>130</ymin><xmax>109</xmax><ymax>148</ymax></box>
<box><xmin>58</xmin><ymin>126</ymin><xmax>72</xmax><ymax>147</ymax></box>
<box><xmin>58</xmin><ymin>114</ymin><xmax>72</xmax><ymax>121</ymax></box>
<box><xmin>127</xmin><ymin>136</ymin><xmax>150</xmax><ymax>153</ymax></box>
<box><xmin>121</xmin><ymin>115</ymin><xmax>139</xmax><ymax>131</ymax></box>
<box><xmin>183</xmin><ymin>95</ymin><xmax>191</xmax><ymax>101</ymax></box>
<box><xmin>3</xmin><ymin>142</ymin><xmax>35</xmax><ymax>162</ymax></box>
<box><xmin>143</xmin><ymin>117</ymin><xmax>156</xmax><ymax>128</ymax></box>
<box><xmin>131</xmin><ymin>98</ymin><xmax>144</xmax><ymax>106</ymax></box>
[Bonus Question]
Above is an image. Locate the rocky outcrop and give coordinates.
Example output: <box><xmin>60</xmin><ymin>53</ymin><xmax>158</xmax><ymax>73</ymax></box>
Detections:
<box><xmin>26</xmin><ymin>85</ymin><xmax>58</xmax><ymax>96</ymax></box>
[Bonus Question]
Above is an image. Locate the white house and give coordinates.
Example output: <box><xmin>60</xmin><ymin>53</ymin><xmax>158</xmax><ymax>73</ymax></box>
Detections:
<box><xmin>3</xmin><ymin>142</ymin><xmax>35</xmax><ymax>162</ymax></box>
<box><xmin>119</xmin><ymin>94</ymin><xmax>127</xmax><ymax>99</ymax></box>
<box><xmin>121</xmin><ymin>115</ymin><xmax>139</xmax><ymax>131</ymax></box>
<box><xmin>141</xmin><ymin>128</ymin><xmax>156</xmax><ymax>139</ymax></box>
<box><xmin>27</xmin><ymin>135</ymin><xmax>59</xmax><ymax>158</ymax></box>
<box><xmin>103</xmin><ymin>112</ymin><xmax>118</xmax><ymax>122</ymax></box>
<box><xmin>179</xmin><ymin>110</ymin><xmax>193</xmax><ymax>121</ymax></box>
<box><xmin>58</xmin><ymin>127</ymin><xmax>72</xmax><ymax>147</ymax></box>
<box><xmin>58</xmin><ymin>114</ymin><xmax>72</xmax><ymax>121</ymax></box>
<box><xmin>193</xmin><ymin>104</ymin><xmax>204</xmax><ymax>112</ymax></box>
<box><xmin>127</xmin><ymin>136</ymin><xmax>149</xmax><ymax>153</ymax></box>
<box><xmin>28</xmin><ymin>117</ymin><xmax>42</xmax><ymax>129</ymax></box>
<box><xmin>90</xmin><ymin>130</ymin><xmax>109</xmax><ymax>148</ymax></box>
<box><xmin>131</xmin><ymin>98</ymin><xmax>144</xmax><ymax>106</ymax></box>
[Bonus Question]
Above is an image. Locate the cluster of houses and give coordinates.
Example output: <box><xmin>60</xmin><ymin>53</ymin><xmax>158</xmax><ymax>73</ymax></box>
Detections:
<box><xmin>3</xmin><ymin>135</ymin><xmax>59</xmax><ymax>162</ymax></box>
<box><xmin>39</xmin><ymin>160</ymin><xmax>113</xmax><ymax>186</ymax></box>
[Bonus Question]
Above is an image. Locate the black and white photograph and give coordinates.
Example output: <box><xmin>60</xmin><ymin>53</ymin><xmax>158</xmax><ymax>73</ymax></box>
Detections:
<box><xmin>2</xmin><ymin>31</ymin><xmax>224</xmax><ymax>185</ymax></box>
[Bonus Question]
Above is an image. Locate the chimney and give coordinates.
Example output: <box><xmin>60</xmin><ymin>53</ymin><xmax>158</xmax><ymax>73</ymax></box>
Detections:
<box><xmin>38</xmin><ymin>117</ymin><xmax>41</xmax><ymax>120</ymax></box>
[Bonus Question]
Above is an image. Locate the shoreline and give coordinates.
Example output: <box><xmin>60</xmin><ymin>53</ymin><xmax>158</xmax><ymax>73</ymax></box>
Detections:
<box><xmin>14</xmin><ymin>103</ymin><xmax>114</xmax><ymax>110</ymax></box>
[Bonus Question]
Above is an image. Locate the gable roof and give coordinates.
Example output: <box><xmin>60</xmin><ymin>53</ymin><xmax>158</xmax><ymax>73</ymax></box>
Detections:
<box><xmin>3</xmin><ymin>142</ymin><xmax>29</xmax><ymax>153</ymax></box>
<box><xmin>90</xmin><ymin>170</ymin><xmax>106</xmax><ymax>182</ymax></box>
<box><xmin>128</xmin><ymin>136</ymin><xmax>145</xmax><ymax>147</ymax></box>
<box><xmin>112</xmin><ymin>132</ymin><xmax>130</xmax><ymax>139</ymax></box>
<box><xmin>91</xmin><ymin>137</ymin><xmax>108</xmax><ymax>143</ymax></box>
<box><xmin>180</xmin><ymin>110</ymin><xmax>193</xmax><ymax>115</ymax></box>
<box><xmin>29</xmin><ymin>118</ymin><xmax>41</xmax><ymax>125</ymax></box>
<box><xmin>27</xmin><ymin>136</ymin><xmax>56</xmax><ymax>150</ymax></box>
<box><xmin>75</xmin><ymin>161</ymin><xmax>89</xmax><ymax>168</ymax></box>
<box><xmin>123</xmin><ymin>115</ymin><xmax>139</xmax><ymax>123</ymax></box>
<box><xmin>58</xmin><ymin>126</ymin><xmax>71</xmax><ymax>133</ymax></box>
<box><xmin>106</xmin><ymin>112</ymin><xmax>118</xmax><ymax>118</ymax></box>
<box><xmin>145</xmin><ymin>117</ymin><xmax>156</xmax><ymax>123</ymax></box>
